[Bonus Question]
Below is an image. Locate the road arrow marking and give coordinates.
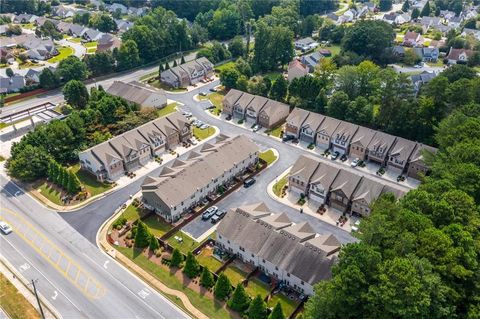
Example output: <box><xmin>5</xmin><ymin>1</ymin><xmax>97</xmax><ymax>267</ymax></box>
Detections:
<box><xmin>52</xmin><ymin>291</ymin><xmax>58</xmax><ymax>300</ymax></box>
<box><xmin>103</xmin><ymin>260</ymin><xmax>109</xmax><ymax>269</ymax></box>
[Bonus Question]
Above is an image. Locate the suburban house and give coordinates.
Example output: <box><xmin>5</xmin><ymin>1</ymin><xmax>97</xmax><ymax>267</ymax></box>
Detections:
<box><xmin>294</xmin><ymin>37</ymin><xmax>318</xmax><ymax>52</ymax></box>
<box><xmin>96</xmin><ymin>34</ymin><xmax>122</xmax><ymax>52</ymax></box>
<box><xmin>115</xmin><ymin>19</ymin><xmax>134</xmax><ymax>33</ymax></box>
<box><xmin>349</xmin><ymin>126</ymin><xmax>377</xmax><ymax>160</ymax></box>
<box><xmin>308</xmin><ymin>162</ymin><xmax>340</xmax><ymax>206</ymax></box>
<box><xmin>14</xmin><ymin>34</ymin><xmax>57</xmax><ymax>60</ymax></box>
<box><xmin>68</xmin><ymin>24</ymin><xmax>88</xmax><ymax>37</ymax></box>
<box><xmin>223</xmin><ymin>90</ymin><xmax>289</xmax><ymax>129</ymax></box>
<box><xmin>106</xmin><ymin>81</ymin><xmax>167</xmax><ymax>109</ymax></box>
<box><xmin>79</xmin><ymin>112</ymin><xmax>191</xmax><ymax>181</ymax></box>
<box><xmin>83</xmin><ymin>29</ymin><xmax>104</xmax><ymax>42</ymax></box>
<box><xmin>141</xmin><ymin>135</ymin><xmax>259</xmax><ymax>221</ymax></box>
<box><xmin>285</xmin><ymin>107</ymin><xmax>310</xmax><ymax>138</ymax></box>
<box><xmin>462</xmin><ymin>28</ymin><xmax>480</xmax><ymax>41</ymax></box>
<box><xmin>410</xmin><ymin>71</ymin><xmax>437</xmax><ymax>93</ymax></box>
<box><xmin>403</xmin><ymin>31</ymin><xmax>424</xmax><ymax>47</ymax></box>
<box><xmin>107</xmin><ymin>3</ymin><xmax>128</xmax><ymax>14</ymax></box>
<box><xmin>216</xmin><ymin>203</ymin><xmax>340</xmax><ymax>295</ymax></box>
<box><xmin>160</xmin><ymin>58</ymin><xmax>214</xmax><ymax>88</ymax></box>
<box><xmin>315</xmin><ymin>116</ymin><xmax>342</xmax><ymax>150</ymax></box>
<box><xmin>301</xmin><ymin>51</ymin><xmax>323</xmax><ymax>72</ymax></box>
<box><xmin>350</xmin><ymin>178</ymin><xmax>389</xmax><ymax>217</ymax></box>
<box><xmin>288</xmin><ymin>154</ymin><xmax>320</xmax><ymax>196</ymax></box>
<box><xmin>299</xmin><ymin>112</ymin><xmax>325</xmax><ymax>144</ymax></box>
<box><xmin>13</xmin><ymin>14</ymin><xmax>37</xmax><ymax>24</ymax></box>
<box><xmin>367</xmin><ymin>131</ymin><xmax>397</xmax><ymax>166</ymax></box>
<box><xmin>406</xmin><ymin>143</ymin><xmax>438</xmax><ymax>179</ymax></box>
<box><xmin>0</xmin><ymin>75</ymin><xmax>25</xmax><ymax>93</ymax></box>
<box><xmin>386</xmin><ymin>137</ymin><xmax>417</xmax><ymax>173</ymax></box>
<box><xmin>446</xmin><ymin>48</ymin><xmax>474</xmax><ymax>64</ymax></box>
<box><xmin>414</xmin><ymin>47</ymin><xmax>439</xmax><ymax>62</ymax></box>
<box><xmin>245</xmin><ymin>96</ymin><xmax>268</xmax><ymax>124</ymax></box>
<box><xmin>54</xmin><ymin>5</ymin><xmax>76</xmax><ymax>18</ymax></box>
<box><xmin>257</xmin><ymin>99</ymin><xmax>290</xmax><ymax>129</ymax></box>
<box><xmin>25</xmin><ymin>69</ymin><xmax>41</xmax><ymax>84</ymax></box>
<box><xmin>383</xmin><ymin>12</ymin><xmax>410</xmax><ymax>25</ymax></box>
<box><xmin>328</xmin><ymin>170</ymin><xmax>362</xmax><ymax>212</ymax></box>
<box><xmin>287</xmin><ymin>60</ymin><xmax>308</xmax><ymax>82</ymax></box>
<box><xmin>221</xmin><ymin>89</ymin><xmax>244</xmax><ymax>115</ymax></box>
<box><xmin>331</xmin><ymin>121</ymin><xmax>359</xmax><ymax>155</ymax></box>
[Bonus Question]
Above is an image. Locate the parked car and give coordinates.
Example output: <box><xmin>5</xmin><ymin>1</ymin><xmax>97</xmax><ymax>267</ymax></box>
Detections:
<box><xmin>351</xmin><ymin>158</ymin><xmax>360</xmax><ymax>167</ymax></box>
<box><xmin>211</xmin><ymin>210</ymin><xmax>227</xmax><ymax>224</ymax></box>
<box><xmin>202</xmin><ymin>206</ymin><xmax>218</xmax><ymax>220</ymax></box>
<box><xmin>0</xmin><ymin>221</ymin><xmax>12</xmax><ymax>235</ymax></box>
<box><xmin>199</xmin><ymin>91</ymin><xmax>208</xmax><ymax>96</ymax></box>
<box><xmin>199</xmin><ymin>123</ymin><xmax>210</xmax><ymax>130</ymax></box>
<box><xmin>195</xmin><ymin>121</ymin><xmax>204</xmax><ymax>128</ymax></box>
<box><xmin>282</xmin><ymin>135</ymin><xmax>294</xmax><ymax>142</ymax></box>
<box><xmin>252</xmin><ymin>124</ymin><xmax>260</xmax><ymax>132</ymax></box>
<box><xmin>244</xmin><ymin>178</ymin><xmax>256</xmax><ymax>188</ymax></box>
<box><xmin>331</xmin><ymin>151</ymin><xmax>340</xmax><ymax>160</ymax></box>
<box><xmin>225</xmin><ymin>115</ymin><xmax>232</xmax><ymax>121</ymax></box>
<box><xmin>189</xmin><ymin>137</ymin><xmax>198</xmax><ymax>145</ymax></box>
<box><xmin>340</xmin><ymin>154</ymin><xmax>348</xmax><ymax>162</ymax></box>
<box><xmin>209</xmin><ymin>87</ymin><xmax>217</xmax><ymax>92</ymax></box>
<box><xmin>182</xmin><ymin>111</ymin><xmax>192</xmax><ymax>118</ymax></box>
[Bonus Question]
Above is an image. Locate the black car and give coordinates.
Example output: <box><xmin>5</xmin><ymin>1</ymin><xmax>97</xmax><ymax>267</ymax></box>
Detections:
<box><xmin>244</xmin><ymin>178</ymin><xmax>256</xmax><ymax>188</ymax></box>
<box><xmin>331</xmin><ymin>151</ymin><xmax>340</xmax><ymax>160</ymax></box>
<box><xmin>282</xmin><ymin>135</ymin><xmax>294</xmax><ymax>142</ymax></box>
<box><xmin>211</xmin><ymin>210</ymin><xmax>227</xmax><ymax>224</ymax></box>
<box><xmin>209</xmin><ymin>88</ymin><xmax>217</xmax><ymax>92</ymax></box>
<box><xmin>340</xmin><ymin>154</ymin><xmax>348</xmax><ymax>162</ymax></box>
<box><xmin>225</xmin><ymin>115</ymin><xmax>232</xmax><ymax>121</ymax></box>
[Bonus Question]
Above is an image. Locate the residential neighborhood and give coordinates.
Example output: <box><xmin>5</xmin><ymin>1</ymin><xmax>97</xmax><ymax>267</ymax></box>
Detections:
<box><xmin>0</xmin><ymin>1</ymin><xmax>479</xmax><ymax>319</ymax></box>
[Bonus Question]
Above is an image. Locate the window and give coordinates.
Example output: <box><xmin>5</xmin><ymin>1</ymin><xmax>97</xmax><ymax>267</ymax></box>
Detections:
<box><xmin>301</xmin><ymin>281</ymin><xmax>304</xmax><ymax>285</ymax></box>
<box><xmin>275</xmin><ymin>266</ymin><xmax>278</xmax><ymax>271</ymax></box>
<box><xmin>287</xmin><ymin>273</ymin><xmax>290</xmax><ymax>277</ymax></box>
<box><xmin>262</xmin><ymin>259</ymin><xmax>265</xmax><ymax>263</ymax></box>
<box><xmin>227</xmin><ymin>240</ymin><xmax>230</xmax><ymax>244</ymax></box>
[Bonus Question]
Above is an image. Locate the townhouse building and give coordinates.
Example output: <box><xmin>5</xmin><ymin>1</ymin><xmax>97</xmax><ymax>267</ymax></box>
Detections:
<box><xmin>222</xmin><ymin>90</ymin><xmax>290</xmax><ymax>129</ymax></box>
<box><xmin>79</xmin><ymin>112</ymin><xmax>191</xmax><ymax>181</ymax></box>
<box><xmin>349</xmin><ymin>126</ymin><xmax>377</xmax><ymax>160</ymax></box>
<box><xmin>366</xmin><ymin>131</ymin><xmax>397</xmax><ymax>166</ymax></box>
<box><xmin>285</xmin><ymin>107</ymin><xmax>310</xmax><ymax>138</ymax></box>
<box><xmin>299</xmin><ymin>112</ymin><xmax>325</xmax><ymax>144</ymax></box>
<box><xmin>160</xmin><ymin>57</ymin><xmax>214</xmax><ymax>88</ymax></box>
<box><xmin>141</xmin><ymin>135</ymin><xmax>259</xmax><ymax>221</ymax></box>
<box><xmin>217</xmin><ymin>203</ymin><xmax>340</xmax><ymax>295</ymax></box>
<box><xmin>406</xmin><ymin>143</ymin><xmax>437</xmax><ymax>179</ymax></box>
<box><xmin>331</xmin><ymin>122</ymin><xmax>359</xmax><ymax>155</ymax></box>
<box><xmin>106</xmin><ymin>81</ymin><xmax>167</xmax><ymax>109</ymax></box>
<box><xmin>315</xmin><ymin>116</ymin><xmax>342</xmax><ymax>150</ymax></box>
<box><xmin>386</xmin><ymin>137</ymin><xmax>418</xmax><ymax>174</ymax></box>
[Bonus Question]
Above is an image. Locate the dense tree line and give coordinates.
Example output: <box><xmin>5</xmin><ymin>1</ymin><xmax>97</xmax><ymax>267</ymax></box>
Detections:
<box><xmin>303</xmin><ymin>77</ymin><xmax>480</xmax><ymax>319</ymax></box>
<box><xmin>47</xmin><ymin>161</ymin><xmax>81</xmax><ymax>195</ymax></box>
<box><xmin>6</xmin><ymin>85</ymin><xmax>158</xmax><ymax>182</ymax></box>
<box><xmin>0</xmin><ymin>0</ymin><xmax>51</xmax><ymax>15</ymax></box>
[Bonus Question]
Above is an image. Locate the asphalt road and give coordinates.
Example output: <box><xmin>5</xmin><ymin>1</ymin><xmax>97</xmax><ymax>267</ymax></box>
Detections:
<box><xmin>0</xmin><ymin>176</ymin><xmax>189</xmax><ymax>319</ymax></box>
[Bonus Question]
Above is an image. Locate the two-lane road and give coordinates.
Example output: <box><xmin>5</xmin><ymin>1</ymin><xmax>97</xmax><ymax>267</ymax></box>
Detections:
<box><xmin>0</xmin><ymin>176</ymin><xmax>190</xmax><ymax>319</ymax></box>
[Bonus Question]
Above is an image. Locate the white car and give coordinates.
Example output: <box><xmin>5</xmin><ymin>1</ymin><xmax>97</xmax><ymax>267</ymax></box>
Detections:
<box><xmin>189</xmin><ymin>137</ymin><xmax>198</xmax><ymax>145</ymax></box>
<box><xmin>351</xmin><ymin>158</ymin><xmax>360</xmax><ymax>167</ymax></box>
<box><xmin>0</xmin><ymin>221</ymin><xmax>13</xmax><ymax>235</ymax></box>
<box><xmin>252</xmin><ymin>124</ymin><xmax>260</xmax><ymax>132</ymax></box>
<box><xmin>200</xmin><ymin>124</ymin><xmax>210</xmax><ymax>130</ymax></box>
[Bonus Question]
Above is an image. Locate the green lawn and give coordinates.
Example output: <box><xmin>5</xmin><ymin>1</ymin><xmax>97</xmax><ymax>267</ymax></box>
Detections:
<box><xmin>87</xmin><ymin>48</ymin><xmax>96</xmax><ymax>54</ymax></box>
<box><xmin>273</xmin><ymin>176</ymin><xmax>288</xmax><ymax>197</ymax></box>
<box><xmin>193</xmin><ymin>126</ymin><xmax>215</xmax><ymax>140</ymax></box>
<box><xmin>69</xmin><ymin>37</ymin><xmax>82</xmax><ymax>43</ymax></box>
<box><xmin>84</xmin><ymin>41</ymin><xmax>97</xmax><ymax>48</ymax></box>
<box><xmin>222</xmin><ymin>265</ymin><xmax>247</xmax><ymax>286</ymax></box>
<box><xmin>38</xmin><ymin>183</ymin><xmax>63</xmax><ymax>205</ymax></box>
<box><xmin>209</xmin><ymin>92</ymin><xmax>224</xmax><ymax>108</ymax></box>
<box><xmin>197</xmin><ymin>249</ymin><xmax>223</xmax><ymax>273</ymax></box>
<box><xmin>150</xmin><ymin>80</ymin><xmax>188</xmax><ymax>92</ymax></box>
<box><xmin>47</xmin><ymin>46</ymin><xmax>74</xmax><ymax>63</ymax></box>
<box><xmin>69</xmin><ymin>164</ymin><xmax>112</xmax><ymax>197</ymax></box>
<box><xmin>265</xmin><ymin>124</ymin><xmax>283</xmax><ymax>138</ymax></box>
<box><xmin>21</xmin><ymin>23</ymin><xmax>35</xmax><ymax>29</ymax></box>
<box><xmin>166</xmin><ymin>230</ymin><xmax>199</xmax><ymax>254</ymax></box>
<box><xmin>157</xmin><ymin>102</ymin><xmax>178</xmax><ymax>118</ymax></box>
<box><xmin>321</xmin><ymin>45</ymin><xmax>341</xmax><ymax>57</ymax></box>
<box><xmin>121</xmin><ymin>204</ymin><xmax>143</xmax><ymax>221</ymax></box>
<box><xmin>264</xmin><ymin>72</ymin><xmax>282</xmax><ymax>82</ymax></box>
<box><xmin>0</xmin><ymin>155</ymin><xmax>5</xmax><ymax>162</ymax></box>
<box><xmin>0</xmin><ymin>272</ymin><xmax>41</xmax><ymax>319</ymax></box>
<box><xmin>143</xmin><ymin>215</ymin><xmax>172</xmax><ymax>237</ymax></box>
<box><xmin>116</xmin><ymin>246</ymin><xmax>233</xmax><ymax>319</ymax></box>
<box><xmin>214</xmin><ymin>61</ymin><xmax>235</xmax><ymax>73</ymax></box>
<box><xmin>267</xmin><ymin>293</ymin><xmax>298</xmax><ymax>317</ymax></box>
<box><xmin>259</xmin><ymin>149</ymin><xmax>277</xmax><ymax>165</ymax></box>
<box><xmin>245</xmin><ymin>277</ymin><xmax>270</xmax><ymax>299</ymax></box>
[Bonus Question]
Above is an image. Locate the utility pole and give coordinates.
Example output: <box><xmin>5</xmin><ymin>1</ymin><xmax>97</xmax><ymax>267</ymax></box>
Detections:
<box><xmin>31</xmin><ymin>279</ymin><xmax>46</xmax><ymax>319</ymax></box>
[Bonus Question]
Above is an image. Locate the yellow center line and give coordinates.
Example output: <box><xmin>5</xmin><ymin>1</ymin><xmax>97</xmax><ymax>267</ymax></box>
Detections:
<box><xmin>1</xmin><ymin>207</ymin><xmax>106</xmax><ymax>299</ymax></box>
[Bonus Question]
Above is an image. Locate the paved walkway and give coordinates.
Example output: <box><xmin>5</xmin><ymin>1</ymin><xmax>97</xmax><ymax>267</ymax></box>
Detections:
<box><xmin>98</xmin><ymin>205</ymin><xmax>209</xmax><ymax>319</ymax></box>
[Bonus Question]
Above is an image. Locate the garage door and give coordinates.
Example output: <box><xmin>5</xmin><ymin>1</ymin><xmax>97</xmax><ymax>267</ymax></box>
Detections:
<box><xmin>332</xmin><ymin>145</ymin><xmax>346</xmax><ymax>155</ymax></box>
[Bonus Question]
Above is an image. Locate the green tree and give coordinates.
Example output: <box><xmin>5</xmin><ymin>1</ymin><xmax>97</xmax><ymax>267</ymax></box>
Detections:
<box><xmin>63</xmin><ymin>80</ymin><xmax>89</xmax><ymax>109</ymax></box>
<box><xmin>170</xmin><ymin>248</ymin><xmax>183</xmax><ymax>268</ymax></box>
<box><xmin>57</xmin><ymin>56</ymin><xmax>88</xmax><ymax>82</ymax></box>
<box><xmin>207</xmin><ymin>4</ymin><xmax>241</xmax><ymax>40</ymax></box>
<box><xmin>220</xmin><ymin>66</ymin><xmax>240</xmax><ymax>89</ymax></box>
<box><xmin>420</xmin><ymin>1</ymin><xmax>431</xmax><ymax>17</ymax></box>
<box><xmin>67</xmin><ymin>170</ymin><xmax>81</xmax><ymax>194</ymax></box>
<box><xmin>149</xmin><ymin>234</ymin><xmax>160</xmax><ymax>251</ymax></box>
<box><xmin>5</xmin><ymin>67</ymin><xmax>13</xmax><ymax>77</ymax></box>
<box><xmin>326</xmin><ymin>91</ymin><xmax>350</xmax><ymax>120</ymax></box>
<box><xmin>248</xmin><ymin>295</ymin><xmax>267</xmax><ymax>319</ymax></box>
<box><xmin>60</xmin><ymin>167</ymin><xmax>69</xmax><ymax>189</ymax></box>
<box><xmin>411</xmin><ymin>8</ymin><xmax>420</xmax><ymax>19</ymax></box>
<box><xmin>116</xmin><ymin>40</ymin><xmax>141</xmax><ymax>71</ymax></box>
<box><xmin>228</xmin><ymin>284</ymin><xmax>250</xmax><ymax>312</ymax></box>
<box><xmin>200</xmin><ymin>267</ymin><xmax>215</xmax><ymax>288</ymax></box>
<box><xmin>84</xmin><ymin>52</ymin><xmax>115</xmax><ymax>77</ymax></box>
<box><xmin>89</xmin><ymin>13</ymin><xmax>117</xmax><ymax>32</ymax></box>
<box><xmin>379</xmin><ymin>0</ymin><xmax>393</xmax><ymax>11</ymax></box>
<box><xmin>39</xmin><ymin>68</ymin><xmax>60</xmax><ymax>89</ymax></box>
<box><xmin>134</xmin><ymin>221</ymin><xmax>151</xmax><ymax>248</ymax></box>
<box><xmin>183</xmin><ymin>252</ymin><xmax>200</xmax><ymax>278</ymax></box>
<box><xmin>269</xmin><ymin>76</ymin><xmax>288</xmax><ymax>101</ymax></box>
<box><xmin>268</xmin><ymin>303</ymin><xmax>285</xmax><ymax>319</ymax></box>
<box><xmin>342</xmin><ymin>20</ymin><xmax>395</xmax><ymax>63</ymax></box>
<box><xmin>214</xmin><ymin>273</ymin><xmax>232</xmax><ymax>300</ymax></box>
<box><xmin>235</xmin><ymin>57</ymin><xmax>253</xmax><ymax>77</ymax></box>
<box><xmin>229</xmin><ymin>35</ymin><xmax>245</xmax><ymax>58</ymax></box>
<box><xmin>402</xmin><ymin>0</ymin><xmax>410</xmax><ymax>12</ymax></box>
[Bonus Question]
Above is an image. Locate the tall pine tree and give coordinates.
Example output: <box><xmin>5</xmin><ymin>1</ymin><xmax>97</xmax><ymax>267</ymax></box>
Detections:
<box><xmin>248</xmin><ymin>295</ymin><xmax>267</xmax><ymax>319</ymax></box>
<box><xmin>214</xmin><ymin>273</ymin><xmax>232</xmax><ymax>300</ymax></box>
<box><xmin>134</xmin><ymin>221</ymin><xmax>151</xmax><ymax>248</ymax></box>
<box><xmin>200</xmin><ymin>267</ymin><xmax>215</xmax><ymax>288</ymax></box>
<box><xmin>170</xmin><ymin>248</ymin><xmax>183</xmax><ymax>268</ymax></box>
<box><xmin>228</xmin><ymin>284</ymin><xmax>250</xmax><ymax>312</ymax></box>
<box><xmin>183</xmin><ymin>252</ymin><xmax>200</xmax><ymax>278</ymax></box>
<box><xmin>268</xmin><ymin>303</ymin><xmax>285</xmax><ymax>319</ymax></box>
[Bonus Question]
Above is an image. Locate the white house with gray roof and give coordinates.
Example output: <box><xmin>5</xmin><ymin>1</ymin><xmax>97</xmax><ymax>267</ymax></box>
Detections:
<box><xmin>106</xmin><ymin>81</ymin><xmax>167</xmax><ymax>109</ymax></box>
<box><xmin>216</xmin><ymin>202</ymin><xmax>340</xmax><ymax>295</ymax></box>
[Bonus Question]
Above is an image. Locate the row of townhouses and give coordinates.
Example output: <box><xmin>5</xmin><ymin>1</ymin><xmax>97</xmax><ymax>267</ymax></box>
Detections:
<box><xmin>79</xmin><ymin>112</ymin><xmax>191</xmax><ymax>181</ymax></box>
<box><xmin>106</xmin><ymin>81</ymin><xmax>167</xmax><ymax>109</ymax></box>
<box><xmin>217</xmin><ymin>202</ymin><xmax>340</xmax><ymax>295</ymax></box>
<box><xmin>222</xmin><ymin>89</ymin><xmax>290</xmax><ymax>129</ymax></box>
<box><xmin>288</xmin><ymin>155</ymin><xmax>405</xmax><ymax>216</ymax></box>
<box><xmin>142</xmin><ymin>135</ymin><xmax>259</xmax><ymax>221</ymax></box>
<box><xmin>160</xmin><ymin>57</ymin><xmax>214</xmax><ymax>88</ymax></box>
<box><xmin>285</xmin><ymin>108</ymin><xmax>437</xmax><ymax>179</ymax></box>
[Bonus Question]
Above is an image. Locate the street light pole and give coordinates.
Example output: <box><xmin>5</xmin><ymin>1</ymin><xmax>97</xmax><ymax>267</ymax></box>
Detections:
<box><xmin>31</xmin><ymin>279</ymin><xmax>46</xmax><ymax>319</ymax></box>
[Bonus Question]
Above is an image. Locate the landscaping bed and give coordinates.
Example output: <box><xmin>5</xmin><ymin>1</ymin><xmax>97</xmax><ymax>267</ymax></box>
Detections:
<box><xmin>273</xmin><ymin>176</ymin><xmax>288</xmax><ymax>197</ymax></box>
<box><xmin>193</xmin><ymin>126</ymin><xmax>215</xmax><ymax>140</ymax></box>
